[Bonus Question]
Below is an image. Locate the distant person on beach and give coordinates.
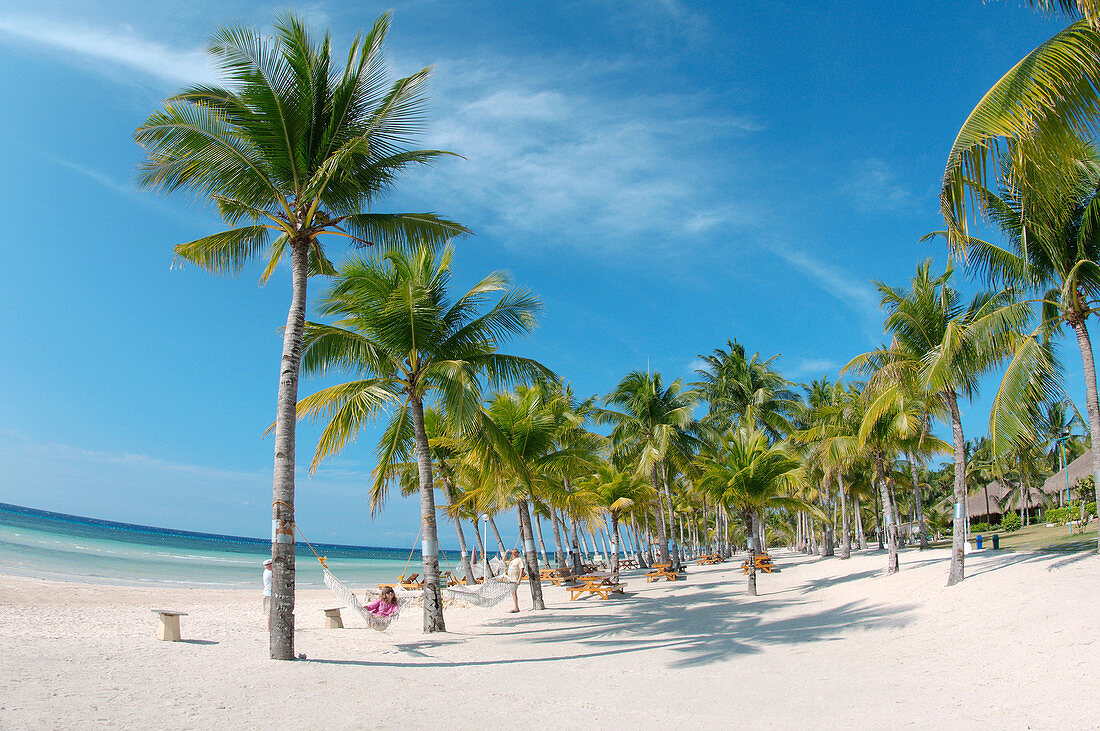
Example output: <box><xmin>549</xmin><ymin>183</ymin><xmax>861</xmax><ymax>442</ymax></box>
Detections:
<box><xmin>262</xmin><ymin>559</ymin><xmax>273</xmax><ymax>628</ymax></box>
<box><xmin>506</xmin><ymin>548</ymin><xmax>524</xmax><ymax>613</ymax></box>
<box><xmin>365</xmin><ymin>586</ymin><xmax>400</xmax><ymax>617</ymax></box>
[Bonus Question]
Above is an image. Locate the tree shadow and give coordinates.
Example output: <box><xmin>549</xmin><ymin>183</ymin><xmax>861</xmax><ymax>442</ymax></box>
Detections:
<box><xmin>177</xmin><ymin>639</ymin><xmax>218</xmax><ymax>645</ymax></box>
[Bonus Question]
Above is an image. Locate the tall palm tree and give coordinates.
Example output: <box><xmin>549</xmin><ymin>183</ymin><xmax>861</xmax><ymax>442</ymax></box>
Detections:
<box><xmin>295</xmin><ymin>245</ymin><xmax>549</xmax><ymax>631</ymax></box>
<box><xmin>698</xmin><ymin>428</ymin><xmax>813</xmax><ymax>595</ymax></box>
<box><xmin>691</xmin><ymin>340</ymin><xmax>803</xmax><ymax>441</ymax></box>
<box><xmin>598</xmin><ymin>371</ymin><xmax>700</xmax><ymax>565</ymax></box>
<box><xmin>133</xmin><ymin>13</ymin><xmax>467</xmax><ymax>659</ymax></box>
<box><xmin>936</xmin><ymin>137</ymin><xmax>1100</xmax><ymax>550</ymax></box>
<box><xmin>847</xmin><ymin>262</ymin><xmax>1012</xmax><ymax>583</ymax></box>
<box><xmin>941</xmin><ymin>2</ymin><xmax>1100</xmax><ymax>247</ymax></box>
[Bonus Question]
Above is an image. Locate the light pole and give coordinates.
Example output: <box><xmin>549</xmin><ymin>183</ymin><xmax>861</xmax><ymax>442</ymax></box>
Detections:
<box><xmin>1056</xmin><ymin>429</ymin><xmax>1071</xmax><ymax>509</ymax></box>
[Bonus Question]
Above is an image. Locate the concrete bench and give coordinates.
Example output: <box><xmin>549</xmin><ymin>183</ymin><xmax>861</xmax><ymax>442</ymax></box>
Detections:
<box><xmin>152</xmin><ymin>610</ymin><xmax>188</xmax><ymax>641</ymax></box>
<box><xmin>323</xmin><ymin>607</ymin><xmax>344</xmax><ymax>629</ymax></box>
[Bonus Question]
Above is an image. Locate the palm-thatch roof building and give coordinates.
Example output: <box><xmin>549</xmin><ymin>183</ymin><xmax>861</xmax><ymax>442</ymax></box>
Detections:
<box><xmin>1041</xmin><ymin>451</ymin><xmax>1093</xmax><ymax>500</ymax></box>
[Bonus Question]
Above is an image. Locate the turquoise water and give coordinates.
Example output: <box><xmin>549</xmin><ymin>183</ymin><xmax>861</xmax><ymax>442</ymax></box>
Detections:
<box><xmin>0</xmin><ymin>503</ymin><xmax>456</xmax><ymax>589</ymax></box>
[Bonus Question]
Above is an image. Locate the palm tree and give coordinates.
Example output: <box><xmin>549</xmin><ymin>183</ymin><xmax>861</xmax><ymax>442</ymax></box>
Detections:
<box><xmin>598</xmin><ymin>371</ymin><xmax>699</xmax><ymax>565</ymax></box>
<box><xmin>935</xmin><ymin>138</ymin><xmax>1100</xmax><ymax>551</ymax></box>
<box><xmin>466</xmin><ymin>387</ymin><xmax>585</xmax><ymax>611</ymax></box>
<box><xmin>698</xmin><ymin>428</ymin><xmax>813</xmax><ymax>595</ymax></box>
<box><xmin>847</xmin><ymin>262</ymin><xmax>1012</xmax><ymax>583</ymax></box>
<box><xmin>691</xmin><ymin>340</ymin><xmax>803</xmax><ymax>441</ymax></box>
<box><xmin>133</xmin><ymin>13</ymin><xmax>467</xmax><ymax>660</ymax></box>
<box><xmin>581</xmin><ymin>463</ymin><xmax>655</xmax><ymax>581</ymax></box>
<box><xmin>295</xmin><ymin>245</ymin><xmax>549</xmax><ymax>631</ymax></box>
<box><xmin>941</xmin><ymin>2</ymin><xmax>1100</xmax><ymax>248</ymax></box>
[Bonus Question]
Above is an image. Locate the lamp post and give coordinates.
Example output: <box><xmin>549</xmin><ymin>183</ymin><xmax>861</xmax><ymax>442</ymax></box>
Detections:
<box><xmin>1056</xmin><ymin>429</ymin><xmax>1071</xmax><ymax>511</ymax></box>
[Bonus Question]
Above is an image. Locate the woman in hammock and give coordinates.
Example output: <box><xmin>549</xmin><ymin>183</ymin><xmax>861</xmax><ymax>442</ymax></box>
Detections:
<box><xmin>365</xmin><ymin>586</ymin><xmax>400</xmax><ymax>618</ymax></box>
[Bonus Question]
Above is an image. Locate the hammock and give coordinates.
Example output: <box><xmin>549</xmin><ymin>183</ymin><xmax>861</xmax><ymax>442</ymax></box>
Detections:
<box><xmin>443</xmin><ymin>576</ymin><xmax>517</xmax><ymax>608</ymax></box>
<box><xmin>322</xmin><ymin>567</ymin><xmax>414</xmax><ymax>632</ymax></box>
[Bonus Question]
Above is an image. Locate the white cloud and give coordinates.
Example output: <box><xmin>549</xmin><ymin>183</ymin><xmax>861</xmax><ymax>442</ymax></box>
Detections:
<box><xmin>0</xmin><ymin>14</ymin><xmax>216</xmax><ymax>85</ymax></box>
<box><xmin>771</xmin><ymin>243</ymin><xmax>881</xmax><ymax>324</ymax></box>
<box><xmin>786</xmin><ymin>358</ymin><xmax>840</xmax><ymax>379</ymax></box>
<box><xmin>406</xmin><ymin>54</ymin><xmax>764</xmax><ymax>255</ymax></box>
<box><xmin>845</xmin><ymin>158</ymin><xmax>919</xmax><ymax>214</ymax></box>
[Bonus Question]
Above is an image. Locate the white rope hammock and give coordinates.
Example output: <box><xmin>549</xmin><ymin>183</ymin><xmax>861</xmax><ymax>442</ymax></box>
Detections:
<box><xmin>443</xmin><ymin>576</ymin><xmax>517</xmax><ymax>608</ymax></box>
<box><xmin>321</xmin><ymin>567</ymin><xmax>414</xmax><ymax>631</ymax></box>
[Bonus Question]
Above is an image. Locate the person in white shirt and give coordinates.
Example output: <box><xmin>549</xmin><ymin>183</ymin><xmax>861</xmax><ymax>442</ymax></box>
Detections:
<box><xmin>506</xmin><ymin>549</ymin><xmax>524</xmax><ymax>613</ymax></box>
<box><xmin>262</xmin><ymin>559</ymin><xmax>273</xmax><ymax>628</ymax></box>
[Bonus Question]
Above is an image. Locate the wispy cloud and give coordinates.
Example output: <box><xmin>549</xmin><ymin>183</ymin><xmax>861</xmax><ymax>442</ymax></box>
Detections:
<box><xmin>771</xmin><ymin>243</ymin><xmax>881</xmax><ymax>326</ymax></box>
<box><xmin>785</xmin><ymin>357</ymin><xmax>840</xmax><ymax>380</ymax></box>
<box><xmin>0</xmin><ymin>14</ymin><xmax>215</xmax><ymax>85</ymax></box>
<box><xmin>844</xmin><ymin>158</ymin><xmax>919</xmax><ymax>214</ymax></box>
<box><xmin>404</xmin><ymin>53</ymin><xmax>765</xmax><ymax>255</ymax></box>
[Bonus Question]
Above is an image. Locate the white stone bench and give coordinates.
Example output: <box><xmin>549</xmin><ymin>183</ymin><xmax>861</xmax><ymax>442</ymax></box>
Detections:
<box><xmin>152</xmin><ymin>610</ymin><xmax>188</xmax><ymax>641</ymax></box>
<box><xmin>323</xmin><ymin>607</ymin><xmax>344</xmax><ymax>629</ymax></box>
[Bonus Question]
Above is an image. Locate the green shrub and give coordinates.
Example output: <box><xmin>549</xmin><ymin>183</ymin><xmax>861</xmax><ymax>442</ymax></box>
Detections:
<box><xmin>1001</xmin><ymin>512</ymin><xmax>1022</xmax><ymax>532</ymax></box>
<box><xmin>1045</xmin><ymin>506</ymin><xmax>1070</xmax><ymax>525</ymax></box>
<box><xmin>971</xmin><ymin>521</ymin><xmax>991</xmax><ymax>533</ymax></box>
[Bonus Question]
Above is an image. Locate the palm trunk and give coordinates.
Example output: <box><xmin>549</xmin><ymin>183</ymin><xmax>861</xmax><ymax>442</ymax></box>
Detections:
<box><xmin>568</xmin><ymin>515</ymin><xmax>583</xmax><ymax>575</ymax></box>
<box><xmin>269</xmin><ymin>242</ymin><xmax>309</xmax><ymax>661</ymax></box>
<box><xmin>1069</xmin><ymin>318</ymin><xmax>1100</xmax><ymax>552</ymax></box>
<box><xmin>946</xmin><ymin>390</ymin><xmax>968</xmax><ymax>585</ymax></box>
<box><xmin>409</xmin><ymin>394</ymin><xmax>445</xmax><ymax>632</ymax></box>
<box><xmin>909</xmin><ymin>452</ymin><xmax>928</xmax><ymax>550</ymax></box>
<box><xmin>441</xmin><ymin>481</ymin><xmax>476</xmax><ymax>585</ymax></box>
<box><xmin>549</xmin><ymin>507</ymin><xmax>566</xmax><ymax>569</ymax></box>
<box><xmin>533</xmin><ymin>511</ymin><xmax>549</xmax><ymax>567</ymax></box>
<box><xmin>744</xmin><ymin>510</ymin><xmax>757</xmax><ymax>596</ymax></box>
<box><xmin>838</xmin><ymin>472</ymin><xmax>851</xmax><ymax>560</ymax></box>
<box><xmin>610</xmin><ymin>515</ymin><xmax>621</xmax><ymax>581</ymax></box>
<box><xmin>650</xmin><ymin>465</ymin><xmax>670</xmax><ymax>564</ymax></box>
<box><xmin>516</xmin><ymin>500</ymin><xmax>545</xmax><ymax>610</ymax></box>
<box><xmin>874</xmin><ymin>488</ymin><xmax>884</xmax><ymax>550</ymax></box>
<box><xmin>579</xmin><ymin>529</ymin><xmax>591</xmax><ymax>562</ymax></box>
<box><xmin>488</xmin><ymin>516</ymin><xmax>507</xmax><ymax>559</ymax></box>
<box><xmin>878</xmin><ymin>470</ymin><xmax>899</xmax><ymax>575</ymax></box>
<box><xmin>821</xmin><ymin>478</ymin><xmax>834</xmax><ymax>557</ymax></box>
<box><xmin>633</xmin><ymin>523</ymin><xmax>648</xmax><ymax>568</ymax></box>
<box><xmin>470</xmin><ymin>519</ymin><xmax>486</xmax><ymax>565</ymax></box>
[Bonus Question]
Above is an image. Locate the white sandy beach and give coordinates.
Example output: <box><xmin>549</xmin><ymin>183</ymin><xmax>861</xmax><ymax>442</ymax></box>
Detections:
<box><xmin>2</xmin><ymin>547</ymin><xmax>1097</xmax><ymax>729</ymax></box>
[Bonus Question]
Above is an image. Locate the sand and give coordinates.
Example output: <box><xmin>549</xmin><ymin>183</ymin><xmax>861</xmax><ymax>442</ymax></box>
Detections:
<box><xmin>1</xmin><ymin>547</ymin><xmax>1097</xmax><ymax>729</ymax></box>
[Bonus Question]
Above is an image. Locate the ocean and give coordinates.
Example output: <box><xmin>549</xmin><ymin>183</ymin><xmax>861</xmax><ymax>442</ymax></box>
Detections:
<box><xmin>0</xmin><ymin>503</ymin><xmax>457</xmax><ymax>589</ymax></box>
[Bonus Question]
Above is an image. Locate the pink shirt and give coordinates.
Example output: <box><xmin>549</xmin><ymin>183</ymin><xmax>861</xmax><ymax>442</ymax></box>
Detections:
<box><xmin>365</xmin><ymin>598</ymin><xmax>399</xmax><ymax>617</ymax></box>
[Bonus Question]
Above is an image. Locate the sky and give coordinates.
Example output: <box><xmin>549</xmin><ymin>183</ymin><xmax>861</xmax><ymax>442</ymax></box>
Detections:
<box><xmin>0</xmin><ymin>1</ymin><xmax>1082</xmax><ymax>547</ymax></box>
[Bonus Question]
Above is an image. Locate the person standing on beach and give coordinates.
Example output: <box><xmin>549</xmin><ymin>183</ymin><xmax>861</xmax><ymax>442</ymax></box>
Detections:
<box><xmin>262</xmin><ymin>559</ymin><xmax>273</xmax><ymax>628</ymax></box>
<box><xmin>506</xmin><ymin>549</ymin><xmax>524</xmax><ymax>613</ymax></box>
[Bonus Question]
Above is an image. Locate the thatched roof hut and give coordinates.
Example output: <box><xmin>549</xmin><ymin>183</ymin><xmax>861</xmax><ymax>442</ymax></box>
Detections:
<box><xmin>1042</xmin><ymin>452</ymin><xmax>1093</xmax><ymax>498</ymax></box>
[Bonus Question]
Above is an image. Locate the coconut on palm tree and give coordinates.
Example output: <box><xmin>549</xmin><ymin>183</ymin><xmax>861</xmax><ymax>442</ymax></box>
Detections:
<box><xmin>134</xmin><ymin>12</ymin><xmax>467</xmax><ymax>659</ymax></box>
<box><xmin>295</xmin><ymin>245</ymin><xmax>550</xmax><ymax>631</ymax></box>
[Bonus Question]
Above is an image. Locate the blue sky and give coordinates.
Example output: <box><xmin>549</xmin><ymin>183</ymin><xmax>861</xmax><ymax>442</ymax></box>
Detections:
<box><xmin>0</xmin><ymin>1</ymin><xmax>1078</xmax><ymax>546</ymax></box>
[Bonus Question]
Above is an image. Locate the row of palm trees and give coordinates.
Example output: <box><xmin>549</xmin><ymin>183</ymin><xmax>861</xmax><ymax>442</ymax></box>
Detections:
<box><xmin>134</xmin><ymin>4</ymin><xmax>1100</xmax><ymax>660</ymax></box>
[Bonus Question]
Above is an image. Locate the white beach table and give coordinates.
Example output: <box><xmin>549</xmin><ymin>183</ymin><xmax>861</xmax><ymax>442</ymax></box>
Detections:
<box><xmin>151</xmin><ymin>610</ymin><xmax>188</xmax><ymax>641</ymax></box>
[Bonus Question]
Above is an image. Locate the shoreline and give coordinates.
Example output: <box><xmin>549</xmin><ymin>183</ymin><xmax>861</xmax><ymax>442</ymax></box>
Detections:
<box><xmin>4</xmin><ymin>546</ymin><xmax>1099</xmax><ymax>727</ymax></box>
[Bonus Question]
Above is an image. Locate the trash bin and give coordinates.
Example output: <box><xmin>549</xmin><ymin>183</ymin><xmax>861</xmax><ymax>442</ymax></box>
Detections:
<box><xmin>992</xmin><ymin>534</ymin><xmax>1000</xmax><ymax>550</ymax></box>
<box><xmin>975</xmin><ymin>534</ymin><xmax>983</xmax><ymax>549</ymax></box>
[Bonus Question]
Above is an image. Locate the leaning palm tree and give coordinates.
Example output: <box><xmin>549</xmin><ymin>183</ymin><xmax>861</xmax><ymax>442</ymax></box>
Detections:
<box><xmin>598</xmin><ymin>371</ymin><xmax>700</xmax><ymax>565</ymax></box>
<box><xmin>133</xmin><ymin>12</ymin><xmax>467</xmax><ymax>660</ymax></box>
<box><xmin>295</xmin><ymin>245</ymin><xmax>549</xmax><ymax>631</ymax></box>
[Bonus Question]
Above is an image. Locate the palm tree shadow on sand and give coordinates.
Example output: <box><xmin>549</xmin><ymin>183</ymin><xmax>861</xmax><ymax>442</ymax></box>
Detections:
<box><xmin>305</xmin><ymin>586</ymin><xmax>916</xmax><ymax>670</ymax></box>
